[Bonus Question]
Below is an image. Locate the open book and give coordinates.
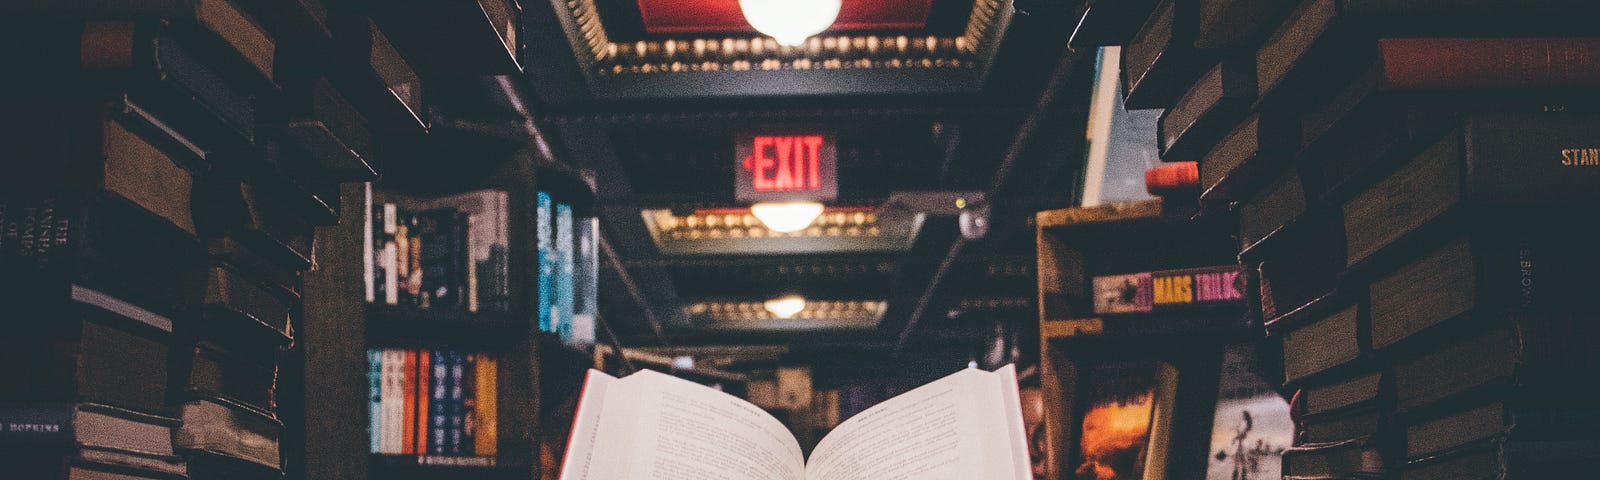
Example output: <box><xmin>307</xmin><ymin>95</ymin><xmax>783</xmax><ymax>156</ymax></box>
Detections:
<box><xmin>559</xmin><ymin>365</ymin><xmax>1030</xmax><ymax>480</ymax></box>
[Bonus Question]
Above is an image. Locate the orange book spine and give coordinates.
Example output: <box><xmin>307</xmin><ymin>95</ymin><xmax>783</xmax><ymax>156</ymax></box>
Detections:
<box><xmin>401</xmin><ymin>350</ymin><xmax>417</xmax><ymax>455</ymax></box>
<box><xmin>475</xmin><ymin>356</ymin><xmax>498</xmax><ymax>457</ymax></box>
<box><xmin>416</xmin><ymin>348</ymin><xmax>430</xmax><ymax>456</ymax></box>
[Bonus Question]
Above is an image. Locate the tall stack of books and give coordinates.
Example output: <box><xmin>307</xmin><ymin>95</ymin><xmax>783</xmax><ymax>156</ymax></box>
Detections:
<box><xmin>1072</xmin><ymin>0</ymin><xmax>1600</xmax><ymax>477</ymax></box>
<box><xmin>0</xmin><ymin>1</ymin><xmax>373</xmax><ymax>479</ymax></box>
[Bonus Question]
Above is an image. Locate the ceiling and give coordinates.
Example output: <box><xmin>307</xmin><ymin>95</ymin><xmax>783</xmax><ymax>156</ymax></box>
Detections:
<box><xmin>433</xmin><ymin>0</ymin><xmax>1099</xmax><ymax>381</ymax></box>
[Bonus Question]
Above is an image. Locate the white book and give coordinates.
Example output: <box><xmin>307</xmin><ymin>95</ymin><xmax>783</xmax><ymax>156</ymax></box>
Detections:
<box><xmin>559</xmin><ymin>365</ymin><xmax>1030</xmax><ymax>480</ymax></box>
<box><xmin>383</xmin><ymin>349</ymin><xmax>406</xmax><ymax>454</ymax></box>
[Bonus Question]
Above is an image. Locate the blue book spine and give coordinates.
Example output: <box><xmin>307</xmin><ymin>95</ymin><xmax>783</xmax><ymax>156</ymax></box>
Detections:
<box><xmin>449</xmin><ymin>351</ymin><xmax>466</xmax><ymax>455</ymax></box>
<box><xmin>555</xmin><ymin>203</ymin><xmax>575</xmax><ymax>341</ymax></box>
<box><xmin>536</xmin><ymin>192</ymin><xmax>554</xmax><ymax>332</ymax></box>
<box><xmin>367</xmin><ymin>350</ymin><xmax>382</xmax><ymax>454</ymax></box>
<box><xmin>430</xmin><ymin>350</ymin><xmax>448</xmax><ymax>455</ymax></box>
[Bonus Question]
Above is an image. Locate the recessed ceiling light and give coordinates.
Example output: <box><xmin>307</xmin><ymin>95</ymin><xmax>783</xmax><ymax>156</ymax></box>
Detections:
<box><xmin>763</xmin><ymin>296</ymin><xmax>807</xmax><ymax>319</ymax></box>
<box><xmin>750</xmin><ymin>202</ymin><xmax>825</xmax><ymax>233</ymax></box>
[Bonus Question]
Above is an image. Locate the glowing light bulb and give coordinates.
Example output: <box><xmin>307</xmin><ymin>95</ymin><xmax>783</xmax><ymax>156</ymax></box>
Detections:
<box><xmin>738</xmin><ymin>0</ymin><xmax>841</xmax><ymax>47</ymax></box>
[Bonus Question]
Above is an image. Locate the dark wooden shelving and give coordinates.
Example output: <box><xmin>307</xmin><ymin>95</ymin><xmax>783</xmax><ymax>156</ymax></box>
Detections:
<box><xmin>369</xmin><ymin>454</ymin><xmax>528</xmax><ymax>480</ymax></box>
<box><xmin>363</xmin><ymin>303</ymin><xmax>527</xmax><ymax>350</ymax></box>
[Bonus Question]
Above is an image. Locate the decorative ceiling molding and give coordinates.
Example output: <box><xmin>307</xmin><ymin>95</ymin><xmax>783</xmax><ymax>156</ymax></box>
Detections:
<box><xmin>685</xmin><ymin>300</ymin><xmax>888</xmax><ymax>326</ymax></box>
<box><xmin>551</xmin><ymin>0</ymin><xmax>1016</xmax><ymax>98</ymax></box>
<box><xmin>640</xmin><ymin>207</ymin><xmax>925</xmax><ymax>256</ymax></box>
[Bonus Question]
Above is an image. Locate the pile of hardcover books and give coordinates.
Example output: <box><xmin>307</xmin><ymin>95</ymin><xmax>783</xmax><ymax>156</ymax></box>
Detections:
<box><xmin>0</xmin><ymin>0</ymin><xmax>373</xmax><ymax>478</ymax></box>
<box><xmin>1070</xmin><ymin>0</ymin><xmax>1600</xmax><ymax>477</ymax></box>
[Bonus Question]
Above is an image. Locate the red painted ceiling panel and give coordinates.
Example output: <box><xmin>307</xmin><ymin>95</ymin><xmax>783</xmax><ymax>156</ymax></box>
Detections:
<box><xmin>637</xmin><ymin>0</ymin><xmax>932</xmax><ymax>34</ymax></box>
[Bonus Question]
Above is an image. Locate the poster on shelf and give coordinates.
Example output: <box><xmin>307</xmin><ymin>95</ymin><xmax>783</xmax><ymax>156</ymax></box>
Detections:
<box><xmin>1076</xmin><ymin>361</ymin><xmax>1160</xmax><ymax>480</ymax></box>
<box><xmin>1204</xmin><ymin>346</ymin><xmax>1292</xmax><ymax>480</ymax></box>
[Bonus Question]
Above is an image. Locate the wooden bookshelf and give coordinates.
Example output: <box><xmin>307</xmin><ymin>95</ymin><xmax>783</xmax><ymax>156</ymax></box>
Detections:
<box><xmin>1034</xmin><ymin>199</ymin><xmax>1255</xmax><ymax>478</ymax></box>
<box><xmin>369</xmin><ymin>454</ymin><xmax>530</xmax><ymax>479</ymax></box>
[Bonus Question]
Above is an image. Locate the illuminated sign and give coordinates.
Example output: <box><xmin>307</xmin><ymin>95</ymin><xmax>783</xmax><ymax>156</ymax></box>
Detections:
<box><xmin>735</xmin><ymin>130</ymin><xmax>837</xmax><ymax>202</ymax></box>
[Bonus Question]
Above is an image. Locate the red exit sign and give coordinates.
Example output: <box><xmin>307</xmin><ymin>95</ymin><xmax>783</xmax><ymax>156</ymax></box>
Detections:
<box><xmin>736</xmin><ymin>131</ymin><xmax>838</xmax><ymax>203</ymax></box>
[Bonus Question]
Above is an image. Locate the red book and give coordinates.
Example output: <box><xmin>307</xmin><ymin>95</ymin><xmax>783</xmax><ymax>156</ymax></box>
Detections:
<box><xmin>401</xmin><ymin>350</ymin><xmax>417</xmax><ymax>455</ymax></box>
<box><xmin>415</xmin><ymin>349</ymin><xmax>430</xmax><ymax>455</ymax></box>
<box><xmin>1145</xmin><ymin>161</ymin><xmax>1200</xmax><ymax>195</ymax></box>
<box><xmin>1379</xmin><ymin>37</ymin><xmax>1600</xmax><ymax>90</ymax></box>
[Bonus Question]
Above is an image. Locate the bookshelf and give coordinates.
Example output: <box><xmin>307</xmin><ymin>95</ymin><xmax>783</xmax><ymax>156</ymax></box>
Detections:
<box><xmin>1034</xmin><ymin>199</ymin><xmax>1260</xmax><ymax>479</ymax></box>
<box><xmin>272</xmin><ymin>100</ymin><xmax>601</xmax><ymax>478</ymax></box>
<box><xmin>1064</xmin><ymin>0</ymin><xmax>1600</xmax><ymax>477</ymax></box>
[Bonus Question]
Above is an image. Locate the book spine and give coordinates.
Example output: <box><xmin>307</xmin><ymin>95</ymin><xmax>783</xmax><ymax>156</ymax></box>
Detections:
<box><xmin>536</xmin><ymin>192</ymin><xmax>553</xmax><ymax>332</ymax></box>
<box><xmin>367</xmin><ymin>350</ymin><xmax>382</xmax><ymax>454</ymax></box>
<box><xmin>192</xmin><ymin>0</ymin><xmax>276</xmax><ymax>82</ymax></box>
<box><xmin>496</xmin><ymin>193</ymin><xmax>509</xmax><ymax>311</ymax></box>
<box><xmin>475</xmin><ymin>356</ymin><xmax>497</xmax><ymax>457</ymax></box>
<box><xmin>401</xmin><ymin>349</ymin><xmax>417</xmax><ymax>456</ymax></box>
<box><xmin>449</xmin><ymin>352</ymin><xmax>465</xmax><ymax>456</ymax></box>
<box><xmin>0</xmin><ymin>404</ymin><xmax>76</xmax><ymax>447</ymax></box>
<box><xmin>416</xmin><ymin>212</ymin><xmax>447</xmax><ymax>309</ymax></box>
<box><xmin>407</xmin><ymin>215</ymin><xmax>423</xmax><ymax>307</ymax></box>
<box><xmin>386</xmin><ymin>349</ymin><xmax>405</xmax><ymax>454</ymax></box>
<box><xmin>465</xmin><ymin>213</ymin><xmax>479</xmax><ymax>313</ymax></box>
<box><xmin>574</xmin><ymin>217</ymin><xmax>599</xmax><ymax>344</ymax></box>
<box><xmin>461</xmin><ymin>354</ymin><xmax>477</xmax><ymax>456</ymax></box>
<box><xmin>1379</xmin><ymin>37</ymin><xmax>1600</xmax><ymax>91</ymax></box>
<box><xmin>454</xmin><ymin>212</ymin><xmax>470</xmax><ymax>312</ymax></box>
<box><xmin>382</xmin><ymin>203</ymin><xmax>398</xmax><ymax>305</ymax></box>
<box><xmin>415</xmin><ymin>348</ymin><xmax>430</xmax><ymax>456</ymax></box>
<box><xmin>1463</xmin><ymin>113</ymin><xmax>1600</xmax><ymax>207</ymax></box>
<box><xmin>146</xmin><ymin>25</ymin><xmax>257</xmax><ymax>143</ymax></box>
<box><xmin>429</xmin><ymin>350</ymin><xmax>447</xmax><ymax>456</ymax></box>
<box><xmin>556</xmin><ymin>203</ymin><xmax>574</xmax><ymax>340</ymax></box>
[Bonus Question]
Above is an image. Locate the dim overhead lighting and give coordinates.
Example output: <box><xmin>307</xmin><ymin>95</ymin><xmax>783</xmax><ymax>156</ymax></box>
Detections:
<box><xmin>738</xmin><ymin>0</ymin><xmax>840</xmax><ymax>46</ymax></box>
<box><xmin>764</xmin><ymin>296</ymin><xmax>807</xmax><ymax>319</ymax></box>
<box><xmin>750</xmin><ymin>202</ymin><xmax>824</xmax><ymax>233</ymax></box>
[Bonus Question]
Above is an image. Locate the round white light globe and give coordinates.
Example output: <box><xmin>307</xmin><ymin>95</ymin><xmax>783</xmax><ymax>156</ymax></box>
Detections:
<box><xmin>738</xmin><ymin>0</ymin><xmax>842</xmax><ymax>47</ymax></box>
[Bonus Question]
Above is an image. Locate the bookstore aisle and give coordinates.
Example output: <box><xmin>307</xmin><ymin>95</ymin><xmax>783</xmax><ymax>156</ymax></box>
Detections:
<box><xmin>3</xmin><ymin>1</ymin><xmax>1599</xmax><ymax>480</ymax></box>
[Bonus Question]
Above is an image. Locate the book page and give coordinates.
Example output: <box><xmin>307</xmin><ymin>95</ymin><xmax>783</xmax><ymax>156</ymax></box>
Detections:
<box><xmin>558</xmin><ymin>370</ymin><xmax>617</xmax><ymax>480</ymax></box>
<box><xmin>582</xmin><ymin>369</ymin><xmax>805</xmax><ymax>480</ymax></box>
<box><xmin>805</xmin><ymin>365</ymin><xmax>1028</xmax><ymax>480</ymax></box>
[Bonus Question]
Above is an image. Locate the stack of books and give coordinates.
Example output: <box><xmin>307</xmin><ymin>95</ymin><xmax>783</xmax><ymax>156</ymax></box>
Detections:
<box><xmin>0</xmin><ymin>0</ymin><xmax>374</xmax><ymax>478</ymax></box>
<box><xmin>1076</xmin><ymin>0</ymin><xmax>1600</xmax><ymax>477</ymax></box>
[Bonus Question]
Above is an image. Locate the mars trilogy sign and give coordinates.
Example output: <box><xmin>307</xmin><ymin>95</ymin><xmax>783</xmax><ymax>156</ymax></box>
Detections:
<box><xmin>735</xmin><ymin>130</ymin><xmax>838</xmax><ymax>203</ymax></box>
